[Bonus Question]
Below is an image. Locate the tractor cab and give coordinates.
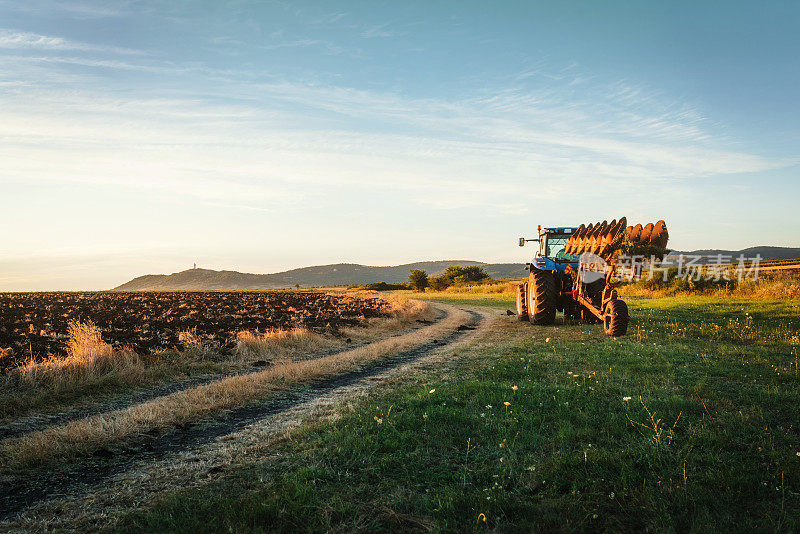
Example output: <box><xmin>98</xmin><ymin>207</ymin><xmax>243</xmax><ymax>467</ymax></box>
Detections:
<box><xmin>538</xmin><ymin>227</ymin><xmax>578</xmax><ymax>261</ymax></box>
<box><xmin>519</xmin><ymin>226</ymin><xmax>578</xmax><ymax>272</ymax></box>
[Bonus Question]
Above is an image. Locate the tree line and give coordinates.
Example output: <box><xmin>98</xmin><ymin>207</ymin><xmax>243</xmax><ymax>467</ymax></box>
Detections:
<box><xmin>408</xmin><ymin>265</ymin><xmax>490</xmax><ymax>292</ymax></box>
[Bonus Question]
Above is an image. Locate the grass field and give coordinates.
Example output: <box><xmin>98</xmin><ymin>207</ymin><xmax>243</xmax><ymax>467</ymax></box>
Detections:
<box><xmin>118</xmin><ymin>292</ymin><xmax>800</xmax><ymax>532</ymax></box>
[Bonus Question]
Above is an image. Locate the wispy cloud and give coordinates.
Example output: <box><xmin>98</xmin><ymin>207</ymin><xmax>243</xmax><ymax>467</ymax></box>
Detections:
<box><xmin>361</xmin><ymin>24</ymin><xmax>402</xmax><ymax>38</ymax></box>
<box><xmin>311</xmin><ymin>12</ymin><xmax>347</xmax><ymax>25</ymax></box>
<box><xmin>0</xmin><ymin>73</ymin><xmax>790</xmax><ymax>218</ymax></box>
<box><xmin>2</xmin><ymin>54</ymin><xmax>166</xmax><ymax>72</ymax></box>
<box><xmin>260</xmin><ymin>38</ymin><xmax>345</xmax><ymax>55</ymax></box>
<box><xmin>0</xmin><ymin>29</ymin><xmax>144</xmax><ymax>54</ymax></box>
<box><xmin>0</xmin><ymin>0</ymin><xmax>128</xmax><ymax>18</ymax></box>
<box><xmin>0</xmin><ymin>40</ymin><xmax>792</xmax><ymax>217</ymax></box>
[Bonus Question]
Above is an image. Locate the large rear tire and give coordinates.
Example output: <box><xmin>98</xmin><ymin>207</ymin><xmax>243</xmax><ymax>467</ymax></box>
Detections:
<box><xmin>603</xmin><ymin>299</ymin><xmax>629</xmax><ymax>337</ymax></box>
<box><xmin>515</xmin><ymin>283</ymin><xmax>529</xmax><ymax>321</ymax></box>
<box><xmin>527</xmin><ymin>270</ymin><xmax>557</xmax><ymax>325</ymax></box>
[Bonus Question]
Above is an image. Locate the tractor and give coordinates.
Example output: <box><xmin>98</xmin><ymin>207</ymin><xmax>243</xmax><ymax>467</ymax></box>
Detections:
<box><xmin>516</xmin><ymin>218</ymin><xmax>668</xmax><ymax>337</ymax></box>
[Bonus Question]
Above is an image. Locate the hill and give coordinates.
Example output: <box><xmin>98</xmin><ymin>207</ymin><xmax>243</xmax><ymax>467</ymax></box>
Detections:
<box><xmin>112</xmin><ymin>261</ymin><xmax>527</xmax><ymax>290</ymax></box>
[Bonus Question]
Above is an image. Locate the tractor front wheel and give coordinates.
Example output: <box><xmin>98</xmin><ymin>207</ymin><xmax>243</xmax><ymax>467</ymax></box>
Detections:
<box><xmin>527</xmin><ymin>270</ymin><xmax>556</xmax><ymax>325</ymax></box>
<box><xmin>603</xmin><ymin>299</ymin><xmax>629</xmax><ymax>337</ymax></box>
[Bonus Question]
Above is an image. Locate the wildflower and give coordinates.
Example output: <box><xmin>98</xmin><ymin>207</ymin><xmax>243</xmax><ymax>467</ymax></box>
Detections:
<box><xmin>423</xmin><ymin>413</ymin><xmax>428</xmax><ymax>420</ymax></box>
<box><xmin>374</xmin><ymin>416</ymin><xmax>383</xmax><ymax>424</ymax></box>
<box><xmin>623</xmin><ymin>396</ymin><xmax>632</xmax><ymax>402</ymax></box>
<box><xmin>512</xmin><ymin>385</ymin><xmax>518</xmax><ymax>391</ymax></box>
<box><xmin>545</xmin><ymin>337</ymin><xmax>550</xmax><ymax>342</ymax></box>
<box><xmin>504</xmin><ymin>401</ymin><xmax>510</xmax><ymax>406</ymax></box>
<box><xmin>486</xmin><ymin>404</ymin><xmax>492</xmax><ymax>409</ymax></box>
<box><xmin>797</xmin><ymin>452</ymin><xmax>800</xmax><ymax>457</ymax></box>
<box><xmin>429</xmin><ymin>388</ymin><xmax>435</xmax><ymax>394</ymax></box>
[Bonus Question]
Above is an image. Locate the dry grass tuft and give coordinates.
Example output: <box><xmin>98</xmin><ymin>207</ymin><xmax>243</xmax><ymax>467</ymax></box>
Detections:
<box><xmin>4</xmin><ymin>321</ymin><xmax>144</xmax><ymax>391</ymax></box>
<box><xmin>354</xmin><ymin>291</ymin><xmax>437</xmax><ymax>320</ymax></box>
<box><xmin>0</xmin><ymin>305</ymin><xmax>467</xmax><ymax>469</ymax></box>
<box><xmin>235</xmin><ymin>328</ymin><xmax>324</xmax><ymax>364</ymax></box>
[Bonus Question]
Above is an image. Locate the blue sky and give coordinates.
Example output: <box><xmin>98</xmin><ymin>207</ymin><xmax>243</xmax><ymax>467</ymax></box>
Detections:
<box><xmin>1</xmin><ymin>0</ymin><xmax>798</xmax><ymax>290</ymax></box>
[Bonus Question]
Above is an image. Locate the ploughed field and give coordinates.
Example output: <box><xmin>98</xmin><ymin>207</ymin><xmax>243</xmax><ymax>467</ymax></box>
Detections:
<box><xmin>0</xmin><ymin>291</ymin><xmax>388</xmax><ymax>370</ymax></box>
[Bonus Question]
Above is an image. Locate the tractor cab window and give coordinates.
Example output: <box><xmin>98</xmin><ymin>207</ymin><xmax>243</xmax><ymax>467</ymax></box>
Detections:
<box><xmin>544</xmin><ymin>235</ymin><xmax>570</xmax><ymax>260</ymax></box>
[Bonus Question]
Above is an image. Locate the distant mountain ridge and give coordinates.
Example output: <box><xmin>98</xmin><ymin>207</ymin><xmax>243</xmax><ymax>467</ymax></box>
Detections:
<box><xmin>113</xmin><ymin>261</ymin><xmax>527</xmax><ymax>290</ymax></box>
<box><xmin>113</xmin><ymin>247</ymin><xmax>800</xmax><ymax>291</ymax></box>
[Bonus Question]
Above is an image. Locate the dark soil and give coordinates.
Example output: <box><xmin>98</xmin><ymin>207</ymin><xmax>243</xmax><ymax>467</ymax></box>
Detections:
<box><xmin>0</xmin><ymin>291</ymin><xmax>388</xmax><ymax>370</ymax></box>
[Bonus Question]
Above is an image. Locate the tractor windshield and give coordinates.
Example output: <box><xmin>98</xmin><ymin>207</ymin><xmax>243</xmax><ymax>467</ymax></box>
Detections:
<box><xmin>545</xmin><ymin>235</ymin><xmax>571</xmax><ymax>260</ymax></box>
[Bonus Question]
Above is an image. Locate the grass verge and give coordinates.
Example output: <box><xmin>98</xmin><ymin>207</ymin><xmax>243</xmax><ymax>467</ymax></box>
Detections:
<box><xmin>405</xmin><ymin>290</ymin><xmax>515</xmax><ymax>310</ymax></box>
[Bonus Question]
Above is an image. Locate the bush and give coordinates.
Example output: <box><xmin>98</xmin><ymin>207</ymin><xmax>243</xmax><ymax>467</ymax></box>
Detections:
<box><xmin>408</xmin><ymin>269</ymin><xmax>429</xmax><ymax>292</ymax></box>
<box><xmin>428</xmin><ymin>277</ymin><xmax>449</xmax><ymax>291</ymax></box>
<box><xmin>362</xmin><ymin>282</ymin><xmax>408</xmax><ymax>291</ymax></box>
<box><xmin>428</xmin><ymin>265</ymin><xmax>491</xmax><ymax>290</ymax></box>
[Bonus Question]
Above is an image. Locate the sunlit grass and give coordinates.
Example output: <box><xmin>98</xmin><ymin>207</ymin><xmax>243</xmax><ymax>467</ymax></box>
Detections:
<box><xmin>406</xmin><ymin>290</ymin><xmax>515</xmax><ymax>309</ymax></box>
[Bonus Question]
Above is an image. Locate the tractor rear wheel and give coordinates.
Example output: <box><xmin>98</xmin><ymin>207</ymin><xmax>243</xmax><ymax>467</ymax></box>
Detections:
<box><xmin>515</xmin><ymin>283</ymin><xmax>529</xmax><ymax>321</ymax></box>
<box><xmin>603</xmin><ymin>299</ymin><xmax>629</xmax><ymax>337</ymax></box>
<box><xmin>527</xmin><ymin>270</ymin><xmax>556</xmax><ymax>325</ymax></box>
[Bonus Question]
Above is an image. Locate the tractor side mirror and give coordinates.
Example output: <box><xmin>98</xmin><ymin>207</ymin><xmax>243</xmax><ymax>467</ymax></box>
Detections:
<box><xmin>518</xmin><ymin>237</ymin><xmax>525</xmax><ymax>247</ymax></box>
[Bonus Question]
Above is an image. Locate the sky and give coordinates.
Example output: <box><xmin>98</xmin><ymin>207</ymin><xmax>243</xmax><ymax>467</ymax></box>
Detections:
<box><xmin>1</xmin><ymin>0</ymin><xmax>799</xmax><ymax>290</ymax></box>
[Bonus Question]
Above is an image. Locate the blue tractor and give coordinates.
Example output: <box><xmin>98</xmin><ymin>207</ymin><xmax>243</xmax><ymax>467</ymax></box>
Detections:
<box><xmin>516</xmin><ymin>223</ymin><xmax>631</xmax><ymax>337</ymax></box>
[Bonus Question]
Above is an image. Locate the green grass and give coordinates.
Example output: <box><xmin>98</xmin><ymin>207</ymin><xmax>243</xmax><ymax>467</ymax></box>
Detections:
<box><xmin>407</xmin><ymin>290</ymin><xmax>515</xmax><ymax>309</ymax></box>
<box><xmin>119</xmin><ymin>295</ymin><xmax>800</xmax><ymax>532</ymax></box>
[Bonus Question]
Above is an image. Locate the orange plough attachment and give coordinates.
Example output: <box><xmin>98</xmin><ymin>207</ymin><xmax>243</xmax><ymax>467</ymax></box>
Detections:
<box><xmin>564</xmin><ymin>217</ymin><xmax>669</xmax><ymax>260</ymax></box>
